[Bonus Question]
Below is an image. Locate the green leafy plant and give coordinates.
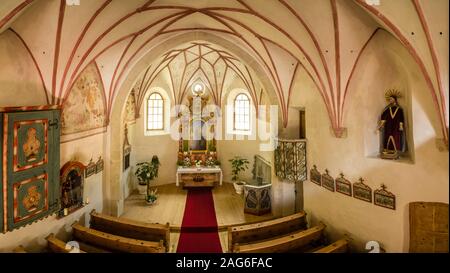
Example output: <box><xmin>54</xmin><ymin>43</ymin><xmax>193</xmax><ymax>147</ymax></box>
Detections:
<box><xmin>146</xmin><ymin>188</ymin><xmax>158</xmax><ymax>204</ymax></box>
<box><xmin>135</xmin><ymin>155</ymin><xmax>160</xmax><ymax>186</ymax></box>
<box><xmin>229</xmin><ymin>156</ymin><xmax>249</xmax><ymax>182</ymax></box>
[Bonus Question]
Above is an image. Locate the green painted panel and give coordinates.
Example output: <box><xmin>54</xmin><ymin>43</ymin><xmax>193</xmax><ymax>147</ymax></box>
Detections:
<box><xmin>4</xmin><ymin>110</ymin><xmax>60</xmax><ymax>231</ymax></box>
<box><xmin>0</xmin><ymin>114</ymin><xmax>3</xmax><ymax>233</ymax></box>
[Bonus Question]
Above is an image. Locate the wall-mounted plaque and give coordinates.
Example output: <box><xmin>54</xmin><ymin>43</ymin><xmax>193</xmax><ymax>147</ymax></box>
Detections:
<box><xmin>336</xmin><ymin>173</ymin><xmax>352</xmax><ymax>196</ymax></box>
<box><xmin>85</xmin><ymin>158</ymin><xmax>96</xmax><ymax>178</ymax></box>
<box><xmin>310</xmin><ymin>165</ymin><xmax>322</xmax><ymax>186</ymax></box>
<box><xmin>353</xmin><ymin>178</ymin><xmax>372</xmax><ymax>203</ymax></box>
<box><xmin>95</xmin><ymin>156</ymin><xmax>104</xmax><ymax>173</ymax></box>
<box><xmin>321</xmin><ymin>169</ymin><xmax>335</xmax><ymax>192</ymax></box>
<box><xmin>374</xmin><ymin>184</ymin><xmax>396</xmax><ymax>210</ymax></box>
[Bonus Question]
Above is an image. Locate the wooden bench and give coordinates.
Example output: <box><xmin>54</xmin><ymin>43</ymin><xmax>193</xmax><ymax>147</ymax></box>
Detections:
<box><xmin>46</xmin><ymin>234</ymin><xmax>86</xmax><ymax>253</ymax></box>
<box><xmin>314</xmin><ymin>238</ymin><xmax>349</xmax><ymax>253</ymax></box>
<box><xmin>72</xmin><ymin>222</ymin><xmax>165</xmax><ymax>253</ymax></box>
<box><xmin>46</xmin><ymin>233</ymin><xmax>112</xmax><ymax>253</ymax></box>
<box><xmin>233</xmin><ymin>222</ymin><xmax>326</xmax><ymax>253</ymax></box>
<box><xmin>89</xmin><ymin>209</ymin><xmax>170</xmax><ymax>251</ymax></box>
<box><xmin>228</xmin><ymin>211</ymin><xmax>307</xmax><ymax>252</ymax></box>
<box><xmin>12</xmin><ymin>245</ymin><xmax>27</xmax><ymax>253</ymax></box>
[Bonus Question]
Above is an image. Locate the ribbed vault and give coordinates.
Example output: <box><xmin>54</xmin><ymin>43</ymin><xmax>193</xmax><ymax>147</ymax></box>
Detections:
<box><xmin>0</xmin><ymin>0</ymin><xmax>447</xmax><ymax>140</ymax></box>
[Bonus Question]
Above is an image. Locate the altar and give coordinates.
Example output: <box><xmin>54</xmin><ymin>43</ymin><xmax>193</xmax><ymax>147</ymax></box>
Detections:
<box><xmin>176</xmin><ymin>166</ymin><xmax>223</xmax><ymax>188</ymax></box>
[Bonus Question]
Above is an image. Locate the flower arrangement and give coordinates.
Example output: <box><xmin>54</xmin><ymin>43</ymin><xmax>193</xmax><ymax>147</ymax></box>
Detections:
<box><xmin>183</xmin><ymin>157</ymin><xmax>191</xmax><ymax>167</ymax></box>
<box><xmin>206</xmin><ymin>157</ymin><xmax>215</xmax><ymax>167</ymax></box>
<box><xmin>195</xmin><ymin>159</ymin><xmax>202</xmax><ymax>167</ymax></box>
<box><xmin>146</xmin><ymin>188</ymin><xmax>158</xmax><ymax>204</ymax></box>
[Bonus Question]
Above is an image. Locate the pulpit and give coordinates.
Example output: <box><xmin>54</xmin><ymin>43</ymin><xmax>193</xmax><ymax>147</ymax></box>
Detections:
<box><xmin>244</xmin><ymin>155</ymin><xmax>272</xmax><ymax>215</ymax></box>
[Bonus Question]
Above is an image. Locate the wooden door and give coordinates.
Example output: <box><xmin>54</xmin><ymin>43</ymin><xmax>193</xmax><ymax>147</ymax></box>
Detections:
<box><xmin>1</xmin><ymin>110</ymin><xmax>60</xmax><ymax>232</ymax></box>
<box><xmin>409</xmin><ymin>202</ymin><xmax>448</xmax><ymax>253</ymax></box>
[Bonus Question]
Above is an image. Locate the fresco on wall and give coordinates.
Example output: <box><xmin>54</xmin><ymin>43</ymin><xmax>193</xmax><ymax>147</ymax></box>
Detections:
<box><xmin>123</xmin><ymin>90</ymin><xmax>136</xmax><ymax>124</ymax></box>
<box><xmin>61</xmin><ymin>63</ymin><xmax>106</xmax><ymax>135</ymax></box>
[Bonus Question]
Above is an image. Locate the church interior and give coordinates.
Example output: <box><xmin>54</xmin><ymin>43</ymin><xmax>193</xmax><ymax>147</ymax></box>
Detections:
<box><xmin>0</xmin><ymin>0</ymin><xmax>448</xmax><ymax>254</ymax></box>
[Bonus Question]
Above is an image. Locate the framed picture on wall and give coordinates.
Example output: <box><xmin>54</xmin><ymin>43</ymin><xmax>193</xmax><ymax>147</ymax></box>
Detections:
<box><xmin>374</xmin><ymin>184</ymin><xmax>396</xmax><ymax>210</ymax></box>
<box><xmin>310</xmin><ymin>165</ymin><xmax>322</xmax><ymax>186</ymax></box>
<box><xmin>336</xmin><ymin>173</ymin><xmax>352</xmax><ymax>196</ymax></box>
<box><xmin>95</xmin><ymin>156</ymin><xmax>104</xmax><ymax>173</ymax></box>
<box><xmin>85</xmin><ymin>158</ymin><xmax>96</xmax><ymax>178</ymax></box>
<box><xmin>321</xmin><ymin>169</ymin><xmax>335</xmax><ymax>192</ymax></box>
<box><xmin>353</xmin><ymin>178</ymin><xmax>372</xmax><ymax>203</ymax></box>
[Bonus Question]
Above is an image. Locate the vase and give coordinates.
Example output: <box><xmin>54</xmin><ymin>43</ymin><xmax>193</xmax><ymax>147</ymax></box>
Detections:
<box><xmin>233</xmin><ymin>181</ymin><xmax>246</xmax><ymax>194</ymax></box>
<box><xmin>137</xmin><ymin>184</ymin><xmax>147</xmax><ymax>195</ymax></box>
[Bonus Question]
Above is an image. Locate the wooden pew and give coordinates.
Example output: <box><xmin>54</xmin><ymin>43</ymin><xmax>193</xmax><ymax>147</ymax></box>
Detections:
<box><xmin>12</xmin><ymin>245</ymin><xmax>27</xmax><ymax>253</ymax></box>
<box><xmin>233</xmin><ymin>222</ymin><xmax>326</xmax><ymax>253</ymax></box>
<box><xmin>89</xmin><ymin>209</ymin><xmax>170</xmax><ymax>251</ymax></box>
<box><xmin>314</xmin><ymin>238</ymin><xmax>349</xmax><ymax>253</ymax></box>
<box><xmin>228</xmin><ymin>211</ymin><xmax>307</xmax><ymax>252</ymax></box>
<box><xmin>46</xmin><ymin>234</ymin><xmax>86</xmax><ymax>253</ymax></box>
<box><xmin>72</xmin><ymin>222</ymin><xmax>165</xmax><ymax>253</ymax></box>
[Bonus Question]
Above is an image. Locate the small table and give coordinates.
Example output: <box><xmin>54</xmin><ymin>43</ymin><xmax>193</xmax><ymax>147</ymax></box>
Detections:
<box><xmin>176</xmin><ymin>166</ymin><xmax>223</xmax><ymax>187</ymax></box>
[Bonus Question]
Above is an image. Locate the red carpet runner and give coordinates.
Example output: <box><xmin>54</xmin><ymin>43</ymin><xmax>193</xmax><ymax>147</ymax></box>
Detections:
<box><xmin>176</xmin><ymin>188</ymin><xmax>222</xmax><ymax>253</ymax></box>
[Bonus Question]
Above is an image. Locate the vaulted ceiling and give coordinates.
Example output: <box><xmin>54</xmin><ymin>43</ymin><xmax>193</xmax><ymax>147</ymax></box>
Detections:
<box><xmin>131</xmin><ymin>42</ymin><xmax>267</xmax><ymax>115</ymax></box>
<box><xmin>0</xmin><ymin>0</ymin><xmax>447</xmax><ymax>140</ymax></box>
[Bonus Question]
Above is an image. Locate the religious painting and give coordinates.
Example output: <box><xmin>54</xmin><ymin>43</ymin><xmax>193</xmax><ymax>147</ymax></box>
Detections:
<box><xmin>310</xmin><ymin>165</ymin><xmax>322</xmax><ymax>186</ymax></box>
<box><xmin>336</xmin><ymin>173</ymin><xmax>352</xmax><ymax>197</ymax></box>
<box><xmin>95</xmin><ymin>156</ymin><xmax>104</xmax><ymax>173</ymax></box>
<box><xmin>321</xmin><ymin>169</ymin><xmax>335</xmax><ymax>192</ymax></box>
<box><xmin>61</xmin><ymin>63</ymin><xmax>106</xmax><ymax>135</ymax></box>
<box><xmin>60</xmin><ymin>161</ymin><xmax>85</xmax><ymax>217</ymax></box>
<box><xmin>123</xmin><ymin>90</ymin><xmax>136</xmax><ymax>124</ymax></box>
<box><xmin>374</xmin><ymin>184</ymin><xmax>396</xmax><ymax>210</ymax></box>
<box><xmin>85</xmin><ymin>158</ymin><xmax>96</xmax><ymax>178</ymax></box>
<box><xmin>353</xmin><ymin>178</ymin><xmax>372</xmax><ymax>203</ymax></box>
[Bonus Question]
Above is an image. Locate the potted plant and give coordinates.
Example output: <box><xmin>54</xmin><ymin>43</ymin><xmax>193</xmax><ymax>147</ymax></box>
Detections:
<box><xmin>146</xmin><ymin>188</ymin><xmax>158</xmax><ymax>205</ymax></box>
<box><xmin>135</xmin><ymin>156</ymin><xmax>160</xmax><ymax>195</ymax></box>
<box><xmin>229</xmin><ymin>156</ymin><xmax>250</xmax><ymax>194</ymax></box>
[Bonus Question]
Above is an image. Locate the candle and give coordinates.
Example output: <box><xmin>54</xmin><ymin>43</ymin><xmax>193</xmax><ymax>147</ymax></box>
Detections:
<box><xmin>85</xmin><ymin>197</ymin><xmax>90</xmax><ymax>204</ymax></box>
<box><xmin>63</xmin><ymin>208</ymin><xmax>68</xmax><ymax>216</ymax></box>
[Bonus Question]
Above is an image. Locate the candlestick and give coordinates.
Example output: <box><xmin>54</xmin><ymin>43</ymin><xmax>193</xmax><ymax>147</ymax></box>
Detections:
<box><xmin>85</xmin><ymin>197</ymin><xmax>90</xmax><ymax>204</ymax></box>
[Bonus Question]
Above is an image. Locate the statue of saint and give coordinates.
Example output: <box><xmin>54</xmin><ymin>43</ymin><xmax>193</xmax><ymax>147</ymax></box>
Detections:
<box><xmin>376</xmin><ymin>89</ymin><xmax>406</xmax><ymax>159</ymax></box>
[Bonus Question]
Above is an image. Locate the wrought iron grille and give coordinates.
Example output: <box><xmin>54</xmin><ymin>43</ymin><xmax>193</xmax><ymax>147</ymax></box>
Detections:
<box><xmin>274</xmin><ymin>139</ymin><xmax>307</xmax><ymax>182</ymax></box>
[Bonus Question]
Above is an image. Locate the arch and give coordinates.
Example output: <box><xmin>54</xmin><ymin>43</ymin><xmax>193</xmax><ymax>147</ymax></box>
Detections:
<box><xmin>105</xmin><ymin>32</ymin><xmax>280</xmax><ymax>216</ymax></box>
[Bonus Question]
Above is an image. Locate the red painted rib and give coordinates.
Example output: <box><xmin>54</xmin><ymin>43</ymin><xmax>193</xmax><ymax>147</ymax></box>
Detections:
<box><xmin>412</xmin><ymin>0</ymin><xmax>447</xmax><ymax>132</ymax></box>
<box><xmin>58</xmin><ymin>0</ymin><xmax>112</xmax><ymax>105</ymax></box>
<box><xmin>52</xmin><ymin>0</ymin><xmax>65</xmax><ymax>104</ymax></box>
<box><xmin>355</xmin><ymin>0</ymin><xmax>447</xmax><ymax>141</ymax></box>
<box><xmin>0</xmin><ymin>0</ymin><xmax>34</xmax><ymax>30</ymax></box>
<box><xmin>331</xmin><ymin>0</ymin><xmax>341</xmax><ymax>128</ymax></box>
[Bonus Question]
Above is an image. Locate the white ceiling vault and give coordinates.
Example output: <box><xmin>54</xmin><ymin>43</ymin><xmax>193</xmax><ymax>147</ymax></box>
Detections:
<box><xmin>131</xmin><ymin>42</ymin><xmax>267</xmax><ymax>117</ymax></box>
<box><xmin>0</xmin><ymin>0</ymin><xmax>447</xmax><ymax>140</ymax></box>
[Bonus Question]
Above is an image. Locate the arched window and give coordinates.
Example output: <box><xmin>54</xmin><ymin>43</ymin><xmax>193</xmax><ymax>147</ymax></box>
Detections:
<box><xmin>234</xmin><ymin>93</ymin><xmax>251</xmax><ymax>131</ymax></box>
<box><xmin>147</xmin><ymin>93</ymin><xmax>164</xmax><ymax>130</ymax></box>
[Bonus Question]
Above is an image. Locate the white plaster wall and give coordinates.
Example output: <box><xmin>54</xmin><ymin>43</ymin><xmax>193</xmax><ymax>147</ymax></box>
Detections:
<box><xmin>0</xmin><ymin>29</ymin><xmax>47</xmax><ymax>106</ymax></box>
<box><xmin>290</xmin><ymin>30</ymin><xmax>449</xmax><ymax>253</ymax></box>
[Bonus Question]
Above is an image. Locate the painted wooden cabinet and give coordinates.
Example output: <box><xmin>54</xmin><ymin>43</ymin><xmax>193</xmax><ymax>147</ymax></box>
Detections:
<box><xmin>0</xmin><ymin>106</ymin><xmax>60</xmax><ymax>233</ymax></box>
